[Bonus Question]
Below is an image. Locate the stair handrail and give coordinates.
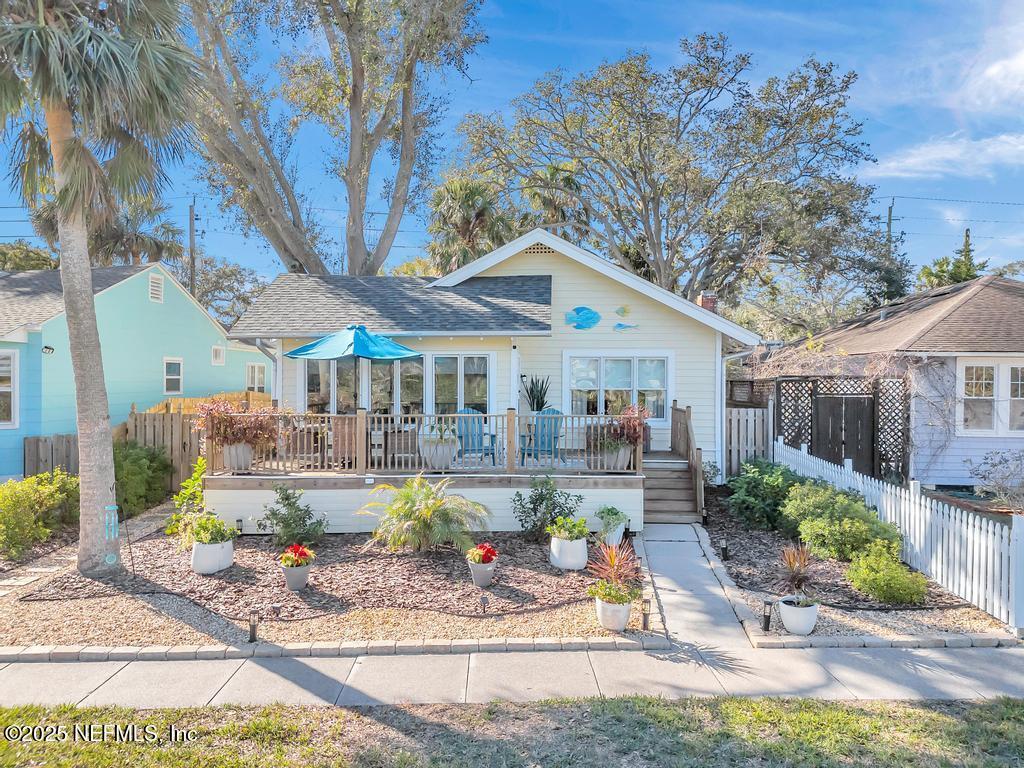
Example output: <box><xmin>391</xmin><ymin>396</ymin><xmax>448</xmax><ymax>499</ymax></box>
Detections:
<box><xmin>674</xmin><ymin>402</ymin><xmax>704</xmax><ymax>518</ymax></box>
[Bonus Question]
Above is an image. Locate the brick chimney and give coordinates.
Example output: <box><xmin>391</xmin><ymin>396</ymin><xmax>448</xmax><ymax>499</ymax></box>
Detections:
<box><xmin>697</xmin><ymin>290</ymin><xmax>718</xmax><ymax>314</ymax></box>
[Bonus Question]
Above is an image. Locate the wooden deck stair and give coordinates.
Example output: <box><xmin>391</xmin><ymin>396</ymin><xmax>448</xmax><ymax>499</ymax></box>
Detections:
<box><xmin>642</xmin><ymin>455</ymin><xmax>700</xmax><ymax>524</ymax></box>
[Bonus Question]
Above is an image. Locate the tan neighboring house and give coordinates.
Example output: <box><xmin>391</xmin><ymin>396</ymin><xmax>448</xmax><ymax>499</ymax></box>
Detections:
<box><xmin>216</xmin><ymin>229</ymin><xmax>760</xmax><ymax>531</ymax></box>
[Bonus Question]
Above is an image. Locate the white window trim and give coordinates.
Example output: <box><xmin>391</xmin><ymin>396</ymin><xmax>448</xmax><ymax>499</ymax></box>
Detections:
<box><xmin>148</xmin><ymin>273</ymin><xmax>164</xmax><ymax>303</ymax></box>
<box><xmin>955</xmin><ymin>356</ymin><xmax>1024</xmax><ymax>437</ymax></box>
<box><xmin>211</xmin><ymin>345</ymin><xmax>226</xmax><ymax>366</ymax></box>
<box><xmin>0</xmin><ymin>348</ymin><xmax>18</xmax><ymax>430</ymax></box>
<box><xmin>561</xmin><ymin>349</ymin><xmax>674</xmax><ymax>426</ymax></box>
<box><xmin>246</xmin><ymin>362</ymin><xmax>267</xmax><ymax>393</ymax></box>
<box><xmin>163</xmin><ymin>356</ymin><xmax>184</xmax><ymax>396</ymax></box>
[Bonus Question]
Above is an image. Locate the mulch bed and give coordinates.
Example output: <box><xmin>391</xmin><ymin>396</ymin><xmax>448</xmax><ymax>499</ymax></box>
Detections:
<box><xmin>703</xmin><ymin>487</ymin><xmax>968</xmax><ymax>611</ymax></box>
<box><xmin>22</xmin><ymin>531</ymin><xmax>596</xmax><ymax>621</ymax></box>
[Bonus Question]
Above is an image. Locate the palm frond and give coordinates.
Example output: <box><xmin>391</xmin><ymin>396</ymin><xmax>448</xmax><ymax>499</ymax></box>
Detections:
<box><xmin>8</xmin><ymin>119</ymin><xmax>52</xmax><ymax>204</ymax></box>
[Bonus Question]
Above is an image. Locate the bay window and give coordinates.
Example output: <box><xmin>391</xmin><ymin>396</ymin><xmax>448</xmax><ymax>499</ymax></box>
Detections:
<box><xmin>957</xmin><ymin>358</ymin><xmax>1024</xmax><ymax>434</ymax></box>
<box><xmin>567</xmin><ymin>353</ymin><xmax>669</xmax><ymax>420</ymax></box>
<box><xmin>0</xmin><ymin>350</ymin><xmax>15</xmax><ymax>427</ymax></box>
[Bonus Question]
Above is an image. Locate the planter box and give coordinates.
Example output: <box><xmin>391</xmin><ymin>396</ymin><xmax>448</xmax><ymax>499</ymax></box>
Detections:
<box><xmin>585</xmin><ymin>445</ymin><xmax>632</xmax><ymax>471</ymax></box>
<box><xmin>418</xmin><ymin>437</ymin><xmax>458</xmax><ymax>470</ymax></box>
<box><xmin>191</xmin><ymin>541</ymin><xmax>234</xmax><ymax>575</ymax></box>
<box><xmin>222</xmin><ymin>443</ymin><xmax>254</xmax><ymax>474</ymax></box>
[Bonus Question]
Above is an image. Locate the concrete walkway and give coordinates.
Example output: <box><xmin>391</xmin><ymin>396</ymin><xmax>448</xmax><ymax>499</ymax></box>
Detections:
<box><xmin>1</xmin><ymin>524</ymin><xmax>1022</xmax><ymax>707</ymax></box>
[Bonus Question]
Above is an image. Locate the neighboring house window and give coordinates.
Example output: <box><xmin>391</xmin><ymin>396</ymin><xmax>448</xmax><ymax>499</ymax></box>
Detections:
<box><xmin>211</xmin><ymin>345</ymin><xmax>226</xmax><ymax>366</ymax></box>
<box><xmin>0</xmin><ymin>350</ymin><xmax>16</xmax><ymax>428</ymax></box>
<box><xmin>1011</xmin><ymin>366</ymin><xmax>1024</xmax><ymax>432</ymax></box>
<box><xmin>246</xmin><ymin>363</ymin><xmax>266</xmax><ymax>393</ymax></box>
<box><xmin>163</xmin><ymin>358</ymin><xmax>183</xmax><ymax>395</ymax></box>
<box><xmin>148</xmin><ymin>273</ymin><xmax>164</xmax><ymax>303</ymax></box>
<box><xmin>567</xmin><ymin>354</ymin><xmax>669</xmax><ymax>420</ymax></box>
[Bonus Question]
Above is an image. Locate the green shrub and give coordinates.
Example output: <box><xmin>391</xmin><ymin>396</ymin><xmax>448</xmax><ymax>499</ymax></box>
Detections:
<box><xmin>847</xmin><ymin>542</ymin><xmax>927</xmax><ymax>604</ymax></box>
<box><xmin>191</xmin><ymin>514</ymin><xmax>238</xmax><ymax>545</ymax></box>
<box><xmin>113</xmin><ymin>441</ymin><xmax>172</xmax><ymax>516</ymax></box>
<box><xmin>166</xmin><ymin>458</ymin><xmax>208</xmax><ymax>549</ymax></box>
<box><xmin>545</xmin><ymin>515</ymin><xmax>589</xmax><ymax>541</ymax></box>
<box><xmin>362</xmin><ymin>475</ymin><xmax>489</xmax><ymax>552</ymax></box>
<box><xmin>726</xmin><ymin>459</ymin><xmax>804</xmax><ymax>529</ymax></box>
<box><xmin>511</xmin><ymin>475</ymin><xmax>582</xmax><ymax>541</ymax></box>
<box><xmin>798</xmin><ymin>512</ymin><xmax>901</xmax><ymax>561</ymax></box>
<box><xmin>0</xmin><ymin>477</ymin><xmax>52</xmax><ymax>559</ymax></box>
<box><xmin>260</xmin><ymin>485</ymin><xmax>329</xmax><ymax>547</ymax></box>
<box><xmin>780</xmin><ymin>482</ymin><xmax>866</xmax><ymax>538</ymax></box>
<box><xmin>35</xmin><ymin>469</ymin><xmax>79</xmax><ymax>526</ymax></box>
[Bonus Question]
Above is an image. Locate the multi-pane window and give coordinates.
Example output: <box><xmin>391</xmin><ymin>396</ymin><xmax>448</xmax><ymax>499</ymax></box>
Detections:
<box><xmin>163</xmin><ymin>358</ymin><xmax>183</xmax><ymax>395</ymax></box>
<box><xmin>335</xmin><ymin>358</ymin><xmax>359</xmax><ymax>414</ymax></box>
<box><xmin>569</xmin><ymin>355</ymin><xmax>668</xmax><ymax>419</ymax></box>
<box><xmin>0</xmin><ymin>351</ymin><xmax>14</xmax><ymax>426</ymax></box>
<box><xmin>962</xmin><ymin>365</ymin><xmax>995</xmax><ymax>430</ymax></box>
<box><xmin>370</xmin><ymin>359</ymin><xmax>394</xmax><ymax>414</ymax></box>
<box><xmin>399</xmin><ymin>358</ymin><xmax>424</xmax><ymax>414</ymax></box>
<box><xmin>433</xmin><ymin>356</ymin><xmax>459</xmax><ymax>414</ymax></box>
<box><xmin>305</xmin><ymin>360</ymin><xmax>331</xmax><ymax>413</ymax></box>
<box><xmin>246</xmin><ymin>363</ymin><xmax>266</xmax><ymax>393</ymax></box>
<box><xmin>1010</xmin><ymin>367</ymin><xmax>1024</xmax><ymax>431</ymax></box>
<box><xmin>463</xmin><ymin>356</ymin><xmax>488</xmax><ymax>413</ymax></box>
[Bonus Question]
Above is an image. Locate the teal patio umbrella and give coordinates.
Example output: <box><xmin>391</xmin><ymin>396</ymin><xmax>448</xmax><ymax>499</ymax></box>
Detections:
<box><xmin>285</xmin><ymin>324</ymin><xmax>420</xmax><ymax>361</ymax></box>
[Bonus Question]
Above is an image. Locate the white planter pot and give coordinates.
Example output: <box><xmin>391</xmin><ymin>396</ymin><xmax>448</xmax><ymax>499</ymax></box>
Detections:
<box><xmin>467</xmin><ymin>559</ymin><xmax>496</xmax><ymax>587</ymax></box>
<box><xmin>222</xmin><ymin>443</ymin><xmax>254</xmax><ymax>474</ymax></box>
<box><xmin>191</xmin><ymin>540</ymin><xmax>234</xmax><ymax>575</ymax></box>
<box><xmin>602</xmin><ymin>523</ymin><xmax>626</xmax><ymax>547</ymax></box>
<box><xmin>549</xmin><ymin>536</ymin><xmax>588</xmax><ymax>570</ymax></box>
<box><xmin>777</xmin><ymin>595</ymin><xmax>819</xmax><ymax>635</ymax></box>
<box><xmin>595</xmin><ymin>598</ymin><xmax>632</xmax><ymax>631</ymax></box>
<box><xmin>418</xmin><ymin>437</ymin><xmax>458</xmax><ymax>470</ymax></box>
<box><xmin>586</xmin><ymin>445</ymin><xmax>633</xmax><ymax>471</ymax></box>
<box><xmin>282</xmin><ymin>564</ymin><xmax>311</xmax><ymax>591</ymax></box>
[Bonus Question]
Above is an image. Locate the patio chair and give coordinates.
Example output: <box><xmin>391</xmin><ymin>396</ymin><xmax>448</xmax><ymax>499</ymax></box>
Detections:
<box><xmin>454</xmin><ymin>408</ymin><xmax>497</xmax><ymax>466</ymax></box>
<box><xmin>383</xmin><ymin>419</ymin><xmax>420</xmax><ymax>471</ymax></box>
<box><xmin>520</xmin><ymin>407</ymin><xmax>563</xmax><ymax>464</ymax></box>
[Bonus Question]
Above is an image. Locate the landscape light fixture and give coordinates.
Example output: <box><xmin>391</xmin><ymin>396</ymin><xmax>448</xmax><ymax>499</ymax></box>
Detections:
<box><xmin>720</xmin><ymin>538</ymin><xmax>729</xmax><ymax>561</ymax></box>
<box><xmin>479</xmin><ymin>595</ymin><xmax>489</xmax><ymax>614</ymax></box>
<box><xmin>235</xmin><ymin>518</ymin><xmax>243</xmax><ymax>532</ymax></box>
<box><xmin>762</xmin><ymin>600</ymin><xmax>773</xmax><ymax>633</ymax></box>
<box><xmin>248</xmin><ymin>610</ymin><xmax>259</xmax><ymax>643</ymax></box>
<box><xmin>642</xmin><ymin>597</ymin><xmax>651</xmax><ymax>631</ymax></box>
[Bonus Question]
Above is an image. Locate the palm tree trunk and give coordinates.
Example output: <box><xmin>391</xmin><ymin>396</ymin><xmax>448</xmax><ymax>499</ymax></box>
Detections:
<box><xmin>43</xmin><ymin>101</ymin><xmax>121</xmax><ymax>575</ymax></box>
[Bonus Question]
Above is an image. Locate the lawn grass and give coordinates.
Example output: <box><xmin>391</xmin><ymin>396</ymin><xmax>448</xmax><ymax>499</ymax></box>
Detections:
<box><xmin>0</xmin><ymin>697</ymin><xmax>1021</xmax><ymax>767</ymax></box>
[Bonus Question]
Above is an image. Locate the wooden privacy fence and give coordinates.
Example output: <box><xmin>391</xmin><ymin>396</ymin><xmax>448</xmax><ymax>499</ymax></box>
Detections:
<box><xmin>774</xmin><ymin>438</ymin><xmax>1023</xmax><ymax>632</ymax></box>
<box><xmin>725</xmin><ymin>406</ymin><xmax>773</xmax><ymax>475</ymax></box>
<box><xmin>144</xmin><ymin>390</ymin><xmax>270</xmax><ymax>414</ymax></box>
<box><xmin>24</xmin><ymin>406</ymin><xmax>203</xmax><ymax>491</ymax></box>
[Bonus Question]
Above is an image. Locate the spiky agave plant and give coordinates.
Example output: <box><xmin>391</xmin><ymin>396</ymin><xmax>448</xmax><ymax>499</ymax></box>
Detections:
<box><xmin>361</xmin><ymin>475</ymin><xmax>491</xmax><ymax>553</ymax></box>
<box><xmin>777</xmin><ymin>543</ymin><xmax>814</xmax><ymax>598</ymax></box>
<box><xmin>586</xmin><ymin>541</ymin><xmax>642</xmax><ymax>586</ymax></box>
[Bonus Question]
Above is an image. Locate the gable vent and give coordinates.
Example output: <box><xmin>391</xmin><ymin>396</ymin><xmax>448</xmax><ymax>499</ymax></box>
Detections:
<box><xmin>148</xmin><ymin>273</ymin><xmax>164</xmax><ymax>303</ymax></box>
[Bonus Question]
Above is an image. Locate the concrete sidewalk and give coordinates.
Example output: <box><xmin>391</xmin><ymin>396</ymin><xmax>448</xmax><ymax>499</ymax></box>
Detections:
<box><xmin>1</xmin><ymin>524</ymin><xmax>1022</xmax><ymax>708</ymax></box>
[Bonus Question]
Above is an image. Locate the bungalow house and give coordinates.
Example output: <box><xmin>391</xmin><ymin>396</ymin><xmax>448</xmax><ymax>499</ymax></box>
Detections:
<box><xmin>745</xmin><ymin>275</ymin><xmax>1024</xmax><ymax>489</ymax></box>
<box><xmin>218</xmin><ymin>229</ymin><xmax>760</xmax><ymax>532</ymax></box>
<box><xmin>0</xmin><ymin>263</ymin><xmax>272</xmax><ymax>480</ymax></box>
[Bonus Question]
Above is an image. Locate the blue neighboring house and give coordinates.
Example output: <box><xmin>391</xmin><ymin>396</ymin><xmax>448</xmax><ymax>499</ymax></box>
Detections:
<box><xmin>0</xmin><ymin>263</ymin><xmax>272</xmax><ymax>480</ymax></box>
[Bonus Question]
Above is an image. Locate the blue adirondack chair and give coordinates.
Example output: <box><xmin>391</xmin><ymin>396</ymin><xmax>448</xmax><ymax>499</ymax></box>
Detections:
<box><xmin>455</xmin><ymin>408</ymin><xmax>497</xmax><ymax>465</ymax></box>
<box><xmin>521</xmin><ymin>408</ymin><xmax>563</xmax><ymax>463</ymax></box>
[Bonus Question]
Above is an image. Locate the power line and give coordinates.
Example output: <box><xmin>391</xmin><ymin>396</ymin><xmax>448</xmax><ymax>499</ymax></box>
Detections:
<box><xmin>890</xmin><ymin>195</ymin><xmax>1024</xmax><ymax>207</ymax></box>
<box><xmin>902</xmin><ymin>231</ymin><xmax>1023</xmax><ymax>241</ymax></box>
<box><xmin>897</xmin><ymin>215</ymin><xmax>1024</xmax><ymax>225</ymax></box>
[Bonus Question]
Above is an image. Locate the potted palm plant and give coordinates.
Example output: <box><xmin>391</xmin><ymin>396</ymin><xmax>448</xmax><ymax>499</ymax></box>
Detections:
<box><xmin>776</xmin><ymin>544</ymin><xmax>819</xmax><ymax>635</ymax></box>
<box><xmin>280</xmin><ymin>544</ymin><xmax>316</xmax><ymax>591</ymax></box>
<box><xmin>197</xmin><ymin>399</ymin><xmax>279</xmax><ymax>474</ymax></box>
<box><xmin>466</xmin><ymin>541</ymin><xmax>499</xmax><ymax>587</ymax></box>
<box><xmin>418</xmin><ymin>418</ymin><xmax>459</xmax><ymax>470</ymax></box>
<box><xmin>586</xmin><ymin>542</ymin><xmax>642</xmax><ymax>631</ymax></box>
<box><xmin>546</xmin><ymin>515</ymin><xmax>589</xmax><ymax>570</ymax></box>
<box><xmin>595</xmin><ymin>505</ymin><xmax>629</xmax><ymax>546</ymax></box>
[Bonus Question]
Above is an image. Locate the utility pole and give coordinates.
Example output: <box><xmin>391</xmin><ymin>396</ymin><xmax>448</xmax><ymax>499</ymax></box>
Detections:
<box><xmin>188</xmin><ymin>196</ymin><xmax>197</xmax><ymax>296</ymax></box>
<box><xmin>886</xmin><ymin>197</ymin><xmax>894</xmax><ymax>260</ymax></box>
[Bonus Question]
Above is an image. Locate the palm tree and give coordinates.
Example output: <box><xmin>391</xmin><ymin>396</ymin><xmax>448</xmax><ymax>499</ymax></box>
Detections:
<box><xmin>524</xmin><ymin>163</ymin><xmax>588</xmax><ymax>241</ymax></box>
<box><xmin>426</xmin><ymin>178</ymin><xmax>516</xmax><ymax>274</ymax></box>
<box><xmin>31</xmin><ymin>197</ymin><xmax>185</xmax><ymax>266</ymax></box>
<box><xmin>1</xmin><ymin>0</ymin><xmax>197</xmax><ymax>574</ymax></box>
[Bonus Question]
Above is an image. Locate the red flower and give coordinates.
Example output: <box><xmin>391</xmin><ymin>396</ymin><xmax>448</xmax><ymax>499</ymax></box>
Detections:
<box><xmin>471</xmin><ymin>542</ymin><xmax>498</xmax><ymax>564</ymax></box>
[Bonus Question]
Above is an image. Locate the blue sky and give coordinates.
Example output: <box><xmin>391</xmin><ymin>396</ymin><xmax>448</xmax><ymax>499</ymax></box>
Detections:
<box><xmin>4</xmin><ymin>0</ymin><xmax>1024</xmax><ymax>279</ymax></box>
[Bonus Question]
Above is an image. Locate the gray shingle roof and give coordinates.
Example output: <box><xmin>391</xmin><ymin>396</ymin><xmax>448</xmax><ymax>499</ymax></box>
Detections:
<box><xmin>228</xmin><ymin>274</ymin><xmax>552</xmax><ymax>338</ymax></box>
<box><xmin>0</xmin><ymin>265</ymin><xmax>149</xmax><ymax>336</ymax></box>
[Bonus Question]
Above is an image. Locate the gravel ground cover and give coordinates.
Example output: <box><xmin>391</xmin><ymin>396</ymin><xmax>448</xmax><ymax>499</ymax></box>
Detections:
<box><xmin>704</xmin><ymin>487</ymin><xmax>1011</xmax><ymax>638</ymax></box>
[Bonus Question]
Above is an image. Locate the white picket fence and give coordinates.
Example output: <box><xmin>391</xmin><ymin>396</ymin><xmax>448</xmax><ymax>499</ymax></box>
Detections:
<box><xmin>774</xmin><ymin>438</ymin><xmax>1023</xmax><ymax>632</ymax></box>
<box><xmin>725</xmin><ymin>406</ymin><xmax>772</xmax><ymax>475</ymax></box>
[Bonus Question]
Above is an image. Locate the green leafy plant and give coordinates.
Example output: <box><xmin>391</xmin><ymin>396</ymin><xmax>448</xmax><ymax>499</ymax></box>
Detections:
<box><xmin>545</xmin><ymin>515</ymin><xmax>589</xmax><ymax>541</ymax></box>
<box><xmin>423</xmin><ymin>418</ymin><xmax>457</xmax><ymax>440</ymax></box>
<box><xmin>0</xmin><ymin>477</ymin><xmax>54</xmax><ymax>559</ymax></box>
<box><xmin>259</xmin><ymin>485</ymin><xmax>328</xmax><ymax>547</ymax></box>
<box><xmin>522</xmin><ymin>375</ymin><xmax>551</xmax><ymax>412</ymax></box>
<box><xmin>726</xmin><ymin>459</ymin><xmax>804</xmax><ymax>529</ymax></box>
<box><xmin>166</xmin><ymin>458</ymin><xmax>208</xmax><ymax>549</ymax></box>
<box><xmin>113</xmin><ymin>441</ymin><xmax>172</xmax><ymax>516</ymax></box>
<box><xmin>191</xmin><ymin>515</ymin><xmax>238</xmax><ymax>545</ymax></box>
<box><xmin>798</xmin><ymin>510</ymin><xmax>901</xmax><ymax>561</ymax></box>
<box><xmin>595</xmin><ymin>505</ymin><xmax>628</xmax><ymax>534</ymax></box>
<box><xmin>362</xmin><ymin>475</ymin><xmax>491</xmax><ymax>552</ymax></box>
<box><xmin>586</xmin><ymin>579</ymin><xmax>641</xmax><ymax>604</ymax></box>
<box><xmin>512</xmin><ymin>475</ymin><xmax>582</xmax><ymax>541</ymax></box>
<box><xmin>31</xmin><ymin>469</ymin><xmax>80</xmax><ymax>527</ymax></box>
<box><xmin>847</xmin><ymin>542</ymin><xmax>927</xmax><ymax>604</ymax></box>
<box><xmin>702</xmin><ymin>458</ymin><xmax>721</xmax><ymax>487</ymax></box>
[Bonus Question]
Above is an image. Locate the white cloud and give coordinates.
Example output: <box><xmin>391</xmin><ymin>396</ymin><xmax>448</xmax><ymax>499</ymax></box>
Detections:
<box><xmin>863</xmin><ymin>132</ymin><xmax>1024</xmax><ymax>179</ymax></box>
<box><xmin>955</xmin><ymin>4</ymin><xmax>1024</xmax><ymax>113</ymax></box>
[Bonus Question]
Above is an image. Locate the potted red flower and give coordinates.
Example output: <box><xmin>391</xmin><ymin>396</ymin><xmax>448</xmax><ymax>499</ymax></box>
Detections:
<box><xmin>279</xmin><ymin>544</ymin><xmax>316</xmax><ymax>591</ymax></box>
<box><xmin>466</xmin><ymin>541</ymin><xmax>498</xmax><ymax>587</ymax></box>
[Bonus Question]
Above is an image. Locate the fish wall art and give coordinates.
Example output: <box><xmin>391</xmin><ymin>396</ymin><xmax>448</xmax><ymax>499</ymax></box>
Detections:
<box><xmin>564</xmin><ymin>306</ymin><xmax>602</xmax><ymax>330</ymax></box>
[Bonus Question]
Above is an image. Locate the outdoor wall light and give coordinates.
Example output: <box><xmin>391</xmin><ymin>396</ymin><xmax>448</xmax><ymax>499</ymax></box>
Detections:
<box><xmin>41</xmin><ymin>345</ymin><xmax>55</xmax><ymax>355</ymax></box>
<box><xmin>720</xmin><ymin>538</ymin><xmax>729</xmax><ymax>561</ymax></box>
<box><xmin>642</xmin><ymin>597</ymin><xmax>652</xmax><ymax>631</ymax></box>
<box><xmin>235</xmin><ymin>518</ymin><xmax>243</xmax><ymax>532</ymax></box>
<box><xmin>761</xmin><ymin>600</ymin><xmax>773</xmax><ymax>633</ymax></box>
<box><xmin>248</xmin><ymin>610</ymin><xmax>259</xmax><ymax>643</ymax></box>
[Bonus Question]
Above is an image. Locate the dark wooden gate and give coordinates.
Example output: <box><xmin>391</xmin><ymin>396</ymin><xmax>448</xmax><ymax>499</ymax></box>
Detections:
<box><xmin>811</xmin><ymin>394</ymin><xmax>875</xmax><ymax>475</ymax></box>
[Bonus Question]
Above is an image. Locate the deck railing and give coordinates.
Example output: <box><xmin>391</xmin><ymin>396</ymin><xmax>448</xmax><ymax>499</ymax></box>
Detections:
<box><xmin>670</xmin><ymin>401</ymin><xmax>704</xmax><ymax>516</ymax></box>
<box><xmin>206</xmin><ymin>410</ymin><xmax>644</xmax><ymax>476</ymax></box>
